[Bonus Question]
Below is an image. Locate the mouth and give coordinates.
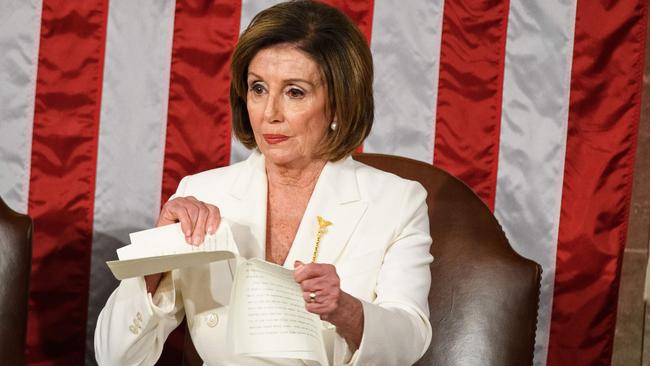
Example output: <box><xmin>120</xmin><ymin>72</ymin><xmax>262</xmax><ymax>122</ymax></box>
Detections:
<box><xmin>263</xmin><ymin>134</ymin><xmax>289</xmax><ymax>145</ymax></box>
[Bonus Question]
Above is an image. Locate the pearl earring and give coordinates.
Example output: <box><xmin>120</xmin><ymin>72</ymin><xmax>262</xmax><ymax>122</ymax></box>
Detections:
<box><xmin>330</xmin><ymin>120</ymin><xmax>338</xmax><ymax>131</ymax></box>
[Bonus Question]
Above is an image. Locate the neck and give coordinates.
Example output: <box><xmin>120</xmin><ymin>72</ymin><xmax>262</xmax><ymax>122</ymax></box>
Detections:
<box><xmin>265</xmin><ymin>158</ymin><xmax>327</xmax><ymax>190</ymax></box>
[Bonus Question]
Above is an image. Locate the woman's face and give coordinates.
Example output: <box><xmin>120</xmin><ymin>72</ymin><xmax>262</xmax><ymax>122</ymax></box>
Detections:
<box><xmin>246</xmin><ymin>43</ymin><xmax>330</xmax><ymax>168</ymax></box>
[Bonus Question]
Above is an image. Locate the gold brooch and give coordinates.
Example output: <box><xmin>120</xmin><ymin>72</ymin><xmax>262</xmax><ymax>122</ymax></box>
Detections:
<box><xmin>311</xmin><ymin>216</ymin><xmax>333</xmax><ymax>263</ymax></box>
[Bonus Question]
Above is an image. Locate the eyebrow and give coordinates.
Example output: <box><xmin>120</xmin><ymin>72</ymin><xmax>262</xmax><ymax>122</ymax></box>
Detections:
<box><xmin>247</xmin><ymin>72</ymin><xmax>317</xmax><ymax>87</ymax></box>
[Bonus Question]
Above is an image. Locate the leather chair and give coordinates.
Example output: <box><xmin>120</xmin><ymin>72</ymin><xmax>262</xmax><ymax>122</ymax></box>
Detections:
<box><xmin>355</xmin><ymin>153</ymin><xmax>540</xmax><ymax>366</ymax></box>
<box><xmin>183</xmin><ymin>153</ymin><xmax>541</xmax><ymax>365</ymax></box>
<box><xmin>0</xmin><ymin>197</ymin><xmax>33</xmax><ymax>366</ymax></box>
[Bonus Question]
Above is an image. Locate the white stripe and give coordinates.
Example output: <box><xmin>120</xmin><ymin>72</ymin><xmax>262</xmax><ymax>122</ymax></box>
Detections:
<box><xmin>365</xmin><ymin>0</ymin><xmax>444</xmax><ymax>164</ymax></box>
<box><xmin>85</xmin><ymin>0</ymin><xmax>176</xmax><ymax>363</ymax></box>
<box><xmin>230</xmin><ymin>0</ymin><xmax>285</xmax><ymax>164</ymax></box>
<box><xmin>0</xmin><ymin>0</ymin><xmax>42</xmax><ymax>213</ymax></box>
<box><xmin>494</xmin><ymin>1</ymin><xmax>577</xmax><ymax>365</ymax></box>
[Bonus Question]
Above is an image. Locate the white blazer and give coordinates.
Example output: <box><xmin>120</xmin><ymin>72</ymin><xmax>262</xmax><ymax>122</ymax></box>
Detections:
<box><xmin>95</xmin><ymin>151</ymin><xmax>433</xmax><ymax>366</ymax></box>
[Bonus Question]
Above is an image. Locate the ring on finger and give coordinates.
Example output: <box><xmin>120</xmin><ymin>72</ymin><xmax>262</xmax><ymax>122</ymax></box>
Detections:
<box><xmin>309</xmin><ymin>292</ymin><xmax>317</xmax><ymax>303</ymax></box>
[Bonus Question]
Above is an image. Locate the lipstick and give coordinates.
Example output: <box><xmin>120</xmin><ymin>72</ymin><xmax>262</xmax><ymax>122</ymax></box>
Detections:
<box><xmin>263</xmin><ymin>134</ymin><xmax>288</xmax><ymax>144</ymax></box>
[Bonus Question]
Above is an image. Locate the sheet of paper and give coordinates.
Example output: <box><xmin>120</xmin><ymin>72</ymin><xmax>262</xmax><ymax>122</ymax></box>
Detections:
<box><xmin>107</xmin><ymin>251</ymin><xmax>235</xmax><ymax>280</ymax></box>
<box><xmin>106</xmin><ymin>220</ymin><xmax>239</xmax><ymax>280</ymax></box>
<box><xmin>119</xmin><ymin>220</ymin><xmax>237</xmax><ymax>260</ymax></box>
<box><xmin>228</xmin><ymin>258</ymin><xmax>328</xmax><ymax>366</ymax></box>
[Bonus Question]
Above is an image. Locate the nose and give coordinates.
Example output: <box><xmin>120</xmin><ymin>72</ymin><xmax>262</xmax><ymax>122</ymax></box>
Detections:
<box><xmin>263</xmin><ymin>92</ymin><xmax>283</xmax><ymax>123</ymax></box>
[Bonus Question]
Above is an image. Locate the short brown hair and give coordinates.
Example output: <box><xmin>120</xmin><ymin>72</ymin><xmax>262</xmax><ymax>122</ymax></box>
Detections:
<box><xmin>230</xmin><ymin>0</ymin><xmax>374</xmax><ymax>161</ymax></box>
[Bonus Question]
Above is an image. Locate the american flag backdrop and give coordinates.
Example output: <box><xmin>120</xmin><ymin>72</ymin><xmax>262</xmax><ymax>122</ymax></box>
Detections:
<box><xmin>0</xmin><ymin>0</ymin><xmax>647</xmax><ymax>365</ymax></box>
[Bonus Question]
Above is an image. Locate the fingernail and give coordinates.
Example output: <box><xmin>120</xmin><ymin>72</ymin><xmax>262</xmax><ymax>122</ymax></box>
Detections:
<box><xmin>185</xmin><ymin>236</ymin><xmax>192</xmax><ymax>244</ymax></box>
<box><xmin>294</xmin><ymin>260</ymin><xmax>304</xmax><ymax>269</ymax></box>
<box><xmin>207</xmin><ymin>225</ymin><xmax>213</xmax><ymax>234</ymax></box>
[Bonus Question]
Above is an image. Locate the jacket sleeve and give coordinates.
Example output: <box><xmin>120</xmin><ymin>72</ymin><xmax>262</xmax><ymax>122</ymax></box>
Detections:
<box><xmin>341</xmin><ymin>180</ymin><xmax>433</xmax><ymax>366</ymax></box>
<box><xmin>94</xmin><ymin>176</ymin><xmax>190</xmax><ymax>366</ymax></box>
<box><xmin>94</xmin><ymin>271</ymin><xmax>184</xmax><ymax>366</ymax></box>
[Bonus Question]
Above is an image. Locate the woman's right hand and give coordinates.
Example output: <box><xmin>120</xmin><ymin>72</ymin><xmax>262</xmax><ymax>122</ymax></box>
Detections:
<box><xmin>145</xmin><ymin>196</ymin><xmax>221</xmax><ymax>293</ymax></box>
<box><xmin>157</xmin><ymin>196</ymin><xmax>221</xmax><ymax>244</ymax></box>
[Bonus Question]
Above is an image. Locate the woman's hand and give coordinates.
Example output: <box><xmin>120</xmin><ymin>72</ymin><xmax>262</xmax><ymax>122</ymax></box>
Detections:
<box><xmin>145</xmin><ymin>196</ymin><xmax>221</xmax><ymax>294</ymax></box>
<box><xmin>293</xmin><ymin>261</ymin><xmax>364</xmax><ymax>350</ymax></box>
<box><xmin>158</xmin><ymin>196</ymin><xmax>221</xmax><ymax>244</ymax></box>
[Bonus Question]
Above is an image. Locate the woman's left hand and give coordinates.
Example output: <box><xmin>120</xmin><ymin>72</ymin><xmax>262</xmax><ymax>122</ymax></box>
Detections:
<box><xmin>293</xmin><ymin>261</ymin><xmax>342</xmax><ymax>321</ymax></box>
<box><xmin>293</xmin><ymin>261</ymin><xmax>364</xmax><ymax>349</ymax></box>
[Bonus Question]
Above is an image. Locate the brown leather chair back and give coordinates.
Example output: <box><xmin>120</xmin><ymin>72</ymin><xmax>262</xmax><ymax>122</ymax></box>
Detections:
<box><xmin>183</xmin><ymin>153</ymin><xmax>541</xmax><ymax>365</ymax></box>
<box><xmin>0</xmin><ymin>197</ymin><xmax>33</xmax><ymax>365</ymax></box>
<box><xmin>354</xmin><ymin>153</ymin><xmax>540</xmax><ymax>366</ymax></box>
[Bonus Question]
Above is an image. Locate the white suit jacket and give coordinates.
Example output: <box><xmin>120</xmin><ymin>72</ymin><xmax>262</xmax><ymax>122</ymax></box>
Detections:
<box><xmin>95</xmin><ymin>151</ymin><xmax>433</xmax><ymax>366</ymax></box>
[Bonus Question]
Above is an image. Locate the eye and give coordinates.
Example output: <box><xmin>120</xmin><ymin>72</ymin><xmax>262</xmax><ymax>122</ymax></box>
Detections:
<box><xmin>249</xmin><ymin>83</ymin><xmax>265</xmax><ymax>95</ymax></box>
<box><xmin>287</xmin><ymin>87</ymin><xmax>305</xmax><ymax>98</ymax></box>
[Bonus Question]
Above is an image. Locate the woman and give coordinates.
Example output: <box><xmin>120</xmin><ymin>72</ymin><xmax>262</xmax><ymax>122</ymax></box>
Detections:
<box><xmin>95</xmin><ymin>1</ymin><xmax>432</xmax><ymax>365</ymax></box>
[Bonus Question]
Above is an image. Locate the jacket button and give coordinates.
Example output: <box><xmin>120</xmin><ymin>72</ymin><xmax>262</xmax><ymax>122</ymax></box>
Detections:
<box><xmin>206</xmin><ymin>313</ymin><xmax>219</xmax><ymax>327</ymax></box>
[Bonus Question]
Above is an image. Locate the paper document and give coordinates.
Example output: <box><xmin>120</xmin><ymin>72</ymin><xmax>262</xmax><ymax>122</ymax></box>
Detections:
<box><xmin>105</xmin><ymin>222</ymin><xmax>330</xmax><ymax>365</ymax></box>
<box><xmin>106</xmin><ymin>221</ymin><xmax>238</xmax><ymax>280</ymax></box>
<box><xmin>228</xmin><ymin>259</ymin><xmax>328</xmax><ymax>366</ymax></box>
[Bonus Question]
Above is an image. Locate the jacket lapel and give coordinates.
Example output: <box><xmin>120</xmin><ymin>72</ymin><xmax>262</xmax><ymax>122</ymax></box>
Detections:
<box><xmin>284</xmin><ymin>156</ymin><xmax>368</xmax><ymax>267</ymax></box>
<box><xmin>228</xmin><ymin>151</ymin><xmax>268</xmax><ymax>260</ymax></box>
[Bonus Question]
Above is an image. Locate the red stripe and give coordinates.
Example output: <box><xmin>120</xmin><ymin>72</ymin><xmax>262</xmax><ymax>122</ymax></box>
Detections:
<box><xmin>26</xmin><ymin>0</ymin><xmax>107</xmax><ymax>364</ymax></box>
<box><xmin>160</xmin><ymin>0</ymin><xmax>242</xmax><ymax>204</ymax></box>
<box><xmin>158</xmin><ymin>0</ymin><xmax>242</xmax><ymax>362</ymax></box>
<box><xmin>321</xmin><ymin>0</ymin><xmax>374</xmax><ymax>153</ymax></box>
<box><xmin>548</xmin><ymin>1</ymin><xmax>648</xmax><ymax>364</ymax></box>
<box><xmin>433</xmin><ymin>0</ymin><xmax>509</xmax><ymax>210</ymax></box>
